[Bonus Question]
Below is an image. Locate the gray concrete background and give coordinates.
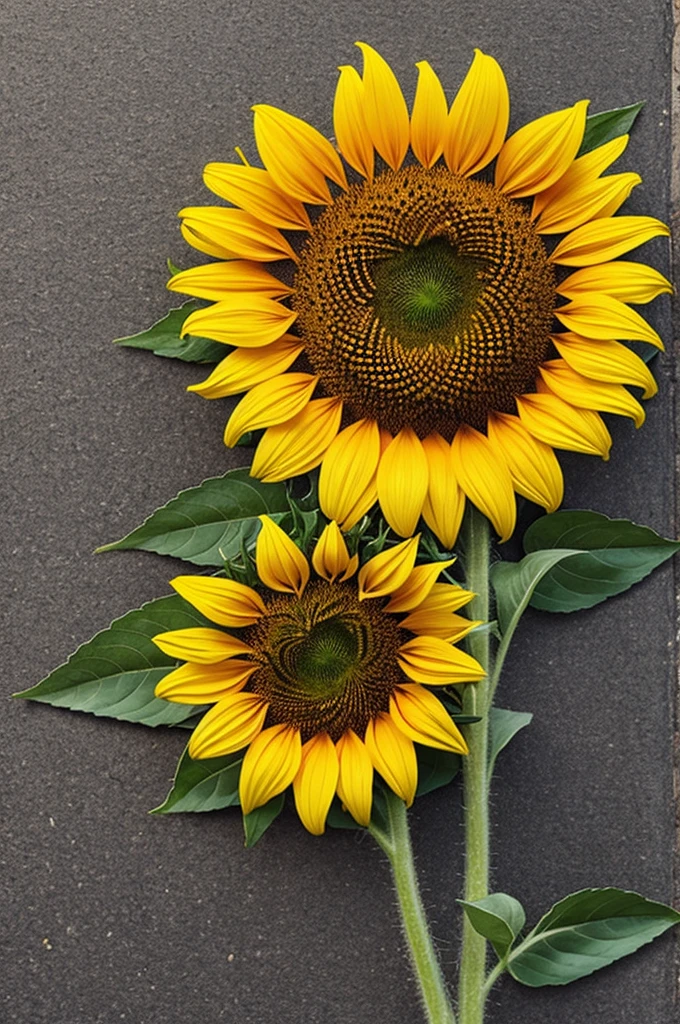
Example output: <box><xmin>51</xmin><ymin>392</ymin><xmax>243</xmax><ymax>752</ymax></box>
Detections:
<box><xmin>2</xmin><ymin>1</ymin><xmax>677</xmax><ymax>1022</ymax></box>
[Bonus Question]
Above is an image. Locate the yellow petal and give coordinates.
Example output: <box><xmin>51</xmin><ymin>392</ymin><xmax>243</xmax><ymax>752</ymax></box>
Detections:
<box><xmin>408</xmin><ymin>581</ymin><xmax>475</xmax><ymax>615</ymax></box>
<box><xmin>318</xmin><ymin>418</ymin><xmax>381</xmax><ymax>531</ymax></box>
<box><xmin>410</xmin><ymin>60</ymin><xmax>448</xmax><ymax>168</ymax></box>
<box><xmin>495</xmin><ymin>100</ymin><xmax>589</xmax><ymax>198</ymax></box>
<box><xmin>253</xmin><ymin>104</ymin><xmax>348</xmax><ymax>205</ymax></box>
<box><xmin>250</xmin><ymin>397</ymin><xmax>342</xmax><ymax>482</ymax></box>
<box><xmin>336</xmin><ymin>729</ymin><xmax>374</xmax><ymax>826</ymax></box>
<box><xmin>170</xmin><ymin>575</ymin><xmax>266</xmax><ymax>627</ymax></box>
<box><xmin>312</xmin><ymin>521</ymin><xmax>354</xmax><ymax>582</ymax></box>
<box><xmin>516</xmin><ymin>391</ymin><xmax>612</xmax><ymax>458</ymax></box>
<box><xmin>224</xmin><ymin>372</ymin><xmax>317</xmax><ymax>447</ymax></box>
<box><xmin>152</xmin><ymin>627</ymin><xmax>252</xmax><ymax>664</ymax></box>
<box><xmin>178</xmin><ymin>206</ymin><xmax>297</xmax><ymax>262</ymax></box>
<box><xmin>203</xmin><ymin>162</ymin><xmax>311</xmax><ymax>231</ymax></box>
<box><xmin>189</xmin><ymin>692</ymin><xmax>268</xmax><ymax>758</ymax></box>
<box><xmin>293</xmin><ymin>732</ymin><xmax>339</xmax><ymax>835</ymax></box>
<box><xmin>539</xmin><ymin>360</ymin><xmax>645</xmax><ymax>428</ymax></box>
<box><xmin>181</xmin><ymin>295</ymin><xmax>297</xmax><ymax>349</ymax></box>
<box><xmin>555</xmin><ymin>293</ymin><xmax>664</xmax><ymax>349</ymax></box>
<box><xmin>552</xmin><ymin>333</ymin><xmax>657</xmax><ymax>399</ymax></box>
<box><xmin>364</xmin><ymin>712</ymin><xmax>417</xmax><ymax>807</ymax></box>
<box><xmin>376</xmin><ymin>427</ymin><xmax>429</xmax><ymax>538</ymax></box>
<box><xmin>397</xmin><ymin>636</ymin><xmax>486</xmax><ymax>686</ymax></box>
<box><xmin>445</xmin><ymin>49</ymin><xmax>509</xmax><ymax>176</ymax></box>
<box><xmin>535</xmin><ymin>172</ymin><xmax>641</xmax><ymax>234</ymax></box>
<box><xmin>557</xmin><ymin>261</ymin><xmax>673</xmax><ymax>304</ymax></box>
<box><xmin>549</xmin><ymin>215</ymin><xmax>669</xmax><ymax>266</ymax></box>
<box><xmin>334</xmin><ymin>65</ymin><xmax>374</xmax><ymax>181</ymax></box>
<box><xmin>358</xmin><ymin>536</ymin><xmax>419</xmax><ymax>600</ymax></box>
<box><xmin>355</xmin><ymin>42</ymin><xmax>410</xmax><ymax>171</ymax></box>
<box><xmin>383</xmin><ymin>559</ymin><xmax>455</xmax><ymax>614</ymax></box>
<box><xmin>450</xmin><ymin>424</ymin><xmax>516</xmax><ymax>543</ymax></box>
<box><xmin>188</xmin><ymin>336</ymin><xmax>303</xmax><ymax>400</ymax></box>
<box><xmin>531</xmin><ymin>134</ymin><xmax>629</xmax><ymax>218</ymax></box>
<box><xmin>155</xmin><ymin>660</ymin><xmax>258</xmax><ymax>704</ymax></box>
<box><xmin>168</xmin><ymin>261</ymin><xmax>293</xmax><ymax>301</ymax></box>
<box><xmin>487</xmin><ymin>412</ymin><xmax>564</xmax><ymax>512</ymax></box>
<box><xmin>390</xmin><ymin>684</ymin><xmax>468</xmax><ymax>754</ymax></box>
<box><xmin>256</xmin><ymin>515</ymin><xmax>310</xmax><ymax>596</ymax></box>
<box><xmin>420</xmin><ymin>433</ymin><xmax>465</xmax><ymax>550</ymax></box>
<box><xmin>239</xmin><ymin>724</ymin><xmax>302</xmax><ymax>815</ymax></box>
<box><xmin>399</xmin><ymin>609</ymin><xmax>481</xmax><ymax>643</ymax></box>
<box><xmin>180</xmin><ymin>220</ymin><xmax>238</xmax><ymax>260</ymax></box>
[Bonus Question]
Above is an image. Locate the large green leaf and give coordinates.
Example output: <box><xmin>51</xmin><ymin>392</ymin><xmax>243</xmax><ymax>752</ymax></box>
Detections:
<box><xmin>488</xmin><ymin>708</ymin><xmax>533</xmax><ymax>775</ymax></box>
<box><xmin>15</xmin><ymin>595</ymin><xmax>206</xmax><ymax>726</ymax></box>
<box><xmin>524</xmin><ymin>511</ymin><xmax>680</xmax><ymax>613</ymax></box>
<box><xmin>491</xmin><ymin>549</ymin><xmax>579</xmax><ymax>635</ymax></box>
<box><xmin>152</xmin><ymin>746</ymin><xmax>243</xmax><ymax>814</ymax></box>
<box><xmin>507</xmin><ymin>888</ymin><xmax>680</xmax><ymax>987</ymax></box>
<box><xmin>459</xmin><ymin>893</ymin><xmax>526</xmax><ymax>959</ymax></box>
<box><xmin>96</xmin><ymin>469</ymin><xmax>290</xmax><ymax>567</ymax></box>
<box><xmin>243</xmin><ymin>793</ymin><xmax>285</xmax><ymax>847</ymax></box>
<box><xmin>114</xmin><ymin>302</ymin><xmax>226</xmax><ymax>363</ymax></box>
<box><xmin>578</xmin><ymin>102</ymin><xmax>644</xmax><ymax>156</ymax></box>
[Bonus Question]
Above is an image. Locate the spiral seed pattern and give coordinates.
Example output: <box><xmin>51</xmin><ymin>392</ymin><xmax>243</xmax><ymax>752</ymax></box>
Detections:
<box><xmin>293</xmin><ymin>165</ymin><xmax>556</xmax><ymax>437</ymax></box>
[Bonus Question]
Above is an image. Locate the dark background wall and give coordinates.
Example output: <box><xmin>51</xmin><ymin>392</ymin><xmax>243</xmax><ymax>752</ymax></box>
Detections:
<box><xmin>2</xmin><ymin>2</ymin><xmax>676</xmax><ymax>1022</ymax></box>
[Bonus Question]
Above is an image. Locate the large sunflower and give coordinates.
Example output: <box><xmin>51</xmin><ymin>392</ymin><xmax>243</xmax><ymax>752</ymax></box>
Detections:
<box><xmin>152</xmin><ymin>517</ymin><xmax>484</xmax><ymax>833</ymax></box>
<box><xmin>173</xmin><ymin>44</ymin><xmax>670</xmax><ymax>545</ymax></box>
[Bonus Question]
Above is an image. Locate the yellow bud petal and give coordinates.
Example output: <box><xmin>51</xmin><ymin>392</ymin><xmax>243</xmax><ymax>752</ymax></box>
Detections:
<box><xmin>239</xmin><ymin>724</ymin><xmax>302</xmax><ymax>815</ymax></box>
<box><xmin>445</xmin><ymin>49</ymin><xmax>509</xmax><ymax>176</ymax></box>
<box><xmin>356</xmin><ymin>42</ymin><xmax>410</xmax><ymax>171</ymax></box>
<box><xmin>256</xmin><ymin>515</ymin><xmax>310</xmax><ymax>596</ymax></box>
<box><xmin>358</xmin><ymin>536</ymin><xmax>419</xmax><ymax>600</ymax></box>
<box><xmin>293</xmin><ymin>733</ymin><xmax>339</xmax><ymax>835</ymax></box>
<box><xmin>410</xmin><ymin>61</ymin><xmax>448</xmax><ymax>169</ymax></box>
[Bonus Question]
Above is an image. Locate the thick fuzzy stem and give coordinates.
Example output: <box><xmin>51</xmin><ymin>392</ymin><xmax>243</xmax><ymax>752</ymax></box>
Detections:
<box><xmin>370</xmin><ymin>791</ymin><xmax>457</xmax><ymax>1024</ymax></box>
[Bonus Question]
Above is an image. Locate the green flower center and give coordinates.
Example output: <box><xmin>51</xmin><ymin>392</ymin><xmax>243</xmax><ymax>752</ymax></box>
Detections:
<box><xmin>242</xmin><ymin>579</ymin><xmax>406</xmax><ymax>742</ymax></box>
<box><xmin>372</xmin><ymin>237</ymin><xmax>486</xmax><ymax>347</ymax></box>
<box><xmin>290</xmin><ymin>617</ymin><xmax>361</xmax><ymax>697</ymax></box>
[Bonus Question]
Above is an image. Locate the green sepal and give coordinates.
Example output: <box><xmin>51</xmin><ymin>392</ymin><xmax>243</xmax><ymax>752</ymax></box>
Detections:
<box><xmin>114</xmin><ymin>301</ymin><xmax>226</xmax><ymax>363</ymax></box>
<box><xmin>459</xmin><ymin>893</ymin><xmax>526</xmax><ymax>960</ymax></box>
<box><xmin>243</xmin><ymin>793</ymin><xmax>286</xmax><ymax>847</ymax></box>
<box><xmin>415</xmin><ymin>745</ymin><xmax>461</xmax><ymax>797</ymax></box>
<box><xmin>578</xmin><ymin>102</ymin><xmax>644</xmax><ymax>156</ymax></box>
<box><xmin>96</xmin><ymin>469</ymin><xmax>290</xmax><ymax>567</ymax></box>
<box><xmin>491</xmin><ymin>548</ymin><xmax>579</xmax><ymax>635</ymax></box>
<box><xmin>151</xmin><ymin>745</ymin><xmax>243</xmax><ymax>814</ymax></box>
<box><xmin>507</xmin><ymin>888</ymin><xmax>680</xmax><ymax>987</ymax></box>
<box><xmin>524</xmin><ymin>510</ymin><xmax>680</xmax><ymax>613</ymax></box>
<box><xmin>14</xmin><ymin>595</ymin><xmax>206</xmax><ymax>727</ymax></box>
<box><xmin>488</xmin><ymin>708</ymin><xmax>533</xmax><ymax>775</ymax></box>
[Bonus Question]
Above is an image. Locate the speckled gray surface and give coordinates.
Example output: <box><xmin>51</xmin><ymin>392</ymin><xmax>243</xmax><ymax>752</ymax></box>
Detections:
<box><xmin>2</xmin><ymin>2</ymin><xmax>677</xmax><ymax>1022</ymax></box>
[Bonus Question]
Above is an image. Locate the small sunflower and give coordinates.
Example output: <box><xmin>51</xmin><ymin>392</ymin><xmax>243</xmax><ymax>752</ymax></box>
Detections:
<box><xmin>173</xmin><ymin>44</ymin><xmax>670</xmax><ymax>545</ymax></box>
<box><xmin>152</xmin><ymin>517</ymin><xmax>484</xmax><ymax>834</ymax></box>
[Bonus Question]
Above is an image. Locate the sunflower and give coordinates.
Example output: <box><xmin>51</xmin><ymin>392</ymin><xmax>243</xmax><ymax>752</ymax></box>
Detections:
<box><xmin>151</xmin><ymin>517</ymin><xmax>484</xmax><ymax>834</ymax></box>
<box><xmin>172</xmin><ymin>44</ymin><xmax>670</xmax><ymax>545</ymax></box>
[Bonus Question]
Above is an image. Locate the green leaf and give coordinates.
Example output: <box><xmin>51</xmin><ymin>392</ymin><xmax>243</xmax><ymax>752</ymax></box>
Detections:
<box><xmin>459</xmin><ymin>893</ymin><xmax>526</xmax><ymax>959</ymax></box>
<box><xmin>507</xmin><ymin>888</ymin><xmax>680</xmax><ymax>987</ymax></box>
<box><xmin>114</xmin><ymin>302</ymin><xmax>226</xmax><ymax>363</ymax></box>
<box><xmin>524</xmin><ymin>510</ymin><xmax>680</xmax><ymax>613</ymax></box>
<box><xmin>14</xmin><ymin>594</ymin><xmax>206</xmax><ymax>727</ymax></box>
<box><xmin>491</xmin><ymin>548</ymin><xmax>579</xmax><ymax>635</ymax></box>
<box><xmin>96</xmin><ymin>469</ymin><xmax>290</xmax><ymax>567</ymax></box>
<box><xmin>416</xmin><ymin>745</ymin><xmax>461</xmax><ymax>797</ymax></box>
<box><xmin>243</xmin><ymin>793</ymin><xmax>285</xmax><ymax>847</ymax></box>
<box><xmin>488</xmin><ymin>708</ymin><xmax>533</xmax><ymax>775</ymax></box>
<box><xmin>152</xmin><ymin>746</ymin><xmax>243</xmax><ymax>814</ymax></box>
<box><xmin>578</xmin><ymin>102</ymin><xmax>644</xmax><ymax>156</ymax></box>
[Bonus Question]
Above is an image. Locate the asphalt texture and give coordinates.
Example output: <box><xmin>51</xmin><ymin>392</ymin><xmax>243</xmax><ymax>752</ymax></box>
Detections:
<box><xmin>2</xmin><ymin>2</ymin><xmax>677</xmax><ymax>1022</ymax></box>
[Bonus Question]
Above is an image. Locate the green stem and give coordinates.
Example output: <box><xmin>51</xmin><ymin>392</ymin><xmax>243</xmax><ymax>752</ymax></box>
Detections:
<box><xmin>458</xmin><ymin>507</ymin><xmax>493</xmax><ymax>1024</ymax></box>
<box><xmin>370</xmin><ymin>790</ymin><xmax>457</xmax><ymax>1024</ymax></box>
